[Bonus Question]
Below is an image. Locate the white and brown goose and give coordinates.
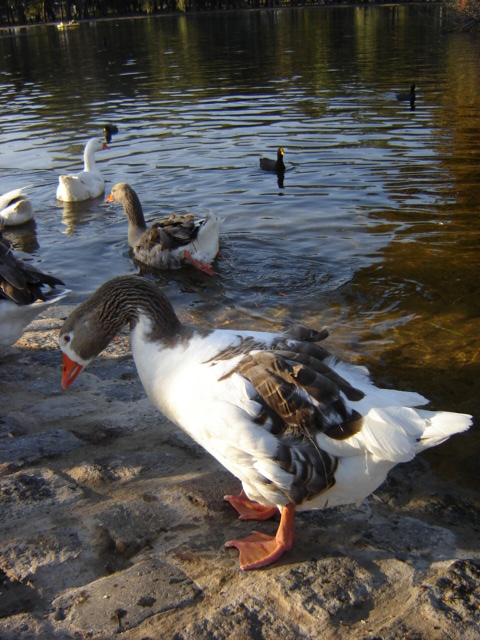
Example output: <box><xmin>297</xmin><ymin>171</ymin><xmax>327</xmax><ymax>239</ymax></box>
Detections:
<box><xmin>59</xmin><ymin>275</ymin><xmax>471</xmax><ymax>570</ymax></box>
<box><xmin>105</xmin><ymin>182</ymin><xmax>222</xmax><ymax>276</ymax></box>
<box><xmin>0</xmin><ymin>236</ymin><xmax>69</xmax><ymax>349</ymax></box>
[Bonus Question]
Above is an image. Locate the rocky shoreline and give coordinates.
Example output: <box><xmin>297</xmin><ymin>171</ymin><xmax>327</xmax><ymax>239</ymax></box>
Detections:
<box><xmin>1</xmin><ymin>304</ymin><xmax>479</xmax><ymax>639</ymax></box>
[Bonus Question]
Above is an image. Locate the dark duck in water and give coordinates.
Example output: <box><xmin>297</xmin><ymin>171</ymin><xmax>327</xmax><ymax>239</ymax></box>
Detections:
<box><xmin>396</xmin><ymin>84</ymin><xmax>416</xmax><ymax>109</ymax></box>
<box><xmin>260</xmin><ymin>147</ymin><xmax>285</xmax><ymax>173</ymax></box>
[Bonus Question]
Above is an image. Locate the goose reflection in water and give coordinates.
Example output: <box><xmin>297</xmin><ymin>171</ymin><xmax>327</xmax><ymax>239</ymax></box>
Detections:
<box><xmin>60</xmin><ymin>199</ymin><xmax>106</xmax><ymax>236</ymax></box>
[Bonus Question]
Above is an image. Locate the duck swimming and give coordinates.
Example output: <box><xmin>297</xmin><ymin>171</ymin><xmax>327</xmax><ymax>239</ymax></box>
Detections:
<box><xmin>105</xmin><ymin>182</ymin><xmax>222</xmax><ymax>276</ymax></box>
<box><xmin>260</xmin><ymin>147</ymin><xmax>285</xmax><ymax>173</ymax></box>
<box><xmin>0</xmin><ymin>186</ymin><xmax>34</xmax><ymax>226</ymax></box>
<box><xmin>59</xmin><ymin>275</ymin><xmax>471</xmax><ymax>570</ymax></box>
<box><xmin>103</xmin><ymin>124</ymin><xmax>119</xmax><ymax>143</ymax></box>
<box><xmin>57</xmin><ymin>138</ymin><xmax>110</xmax><ymax>202</ymax></box>
<box><xmin>396</xmin><ymin>84</ymin><xmax>416</xmax><ymax>107</ymax></box>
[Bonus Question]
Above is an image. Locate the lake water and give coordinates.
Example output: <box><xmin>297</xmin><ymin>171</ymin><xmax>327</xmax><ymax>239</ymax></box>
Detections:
<box><xmin>0</xmin><ymin>5</ymin><xmax>478</xmax><ymax>487</ymax></box>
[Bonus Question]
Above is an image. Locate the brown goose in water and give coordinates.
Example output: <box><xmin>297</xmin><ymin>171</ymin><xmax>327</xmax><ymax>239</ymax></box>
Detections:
<box><xmin>59</xmin><ymin>275</ymin><xmax>471</xmax><ymax>570</ymax></box>
<box><xmin>105</xmin><ymin>182</ymin><xmax>222</xmax><ymax>276</ymax></box>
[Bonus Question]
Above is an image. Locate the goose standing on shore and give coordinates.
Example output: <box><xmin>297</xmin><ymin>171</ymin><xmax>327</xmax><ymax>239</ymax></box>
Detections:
<box><xmin>59</xmin><ymin>276</ymin><xmax>471</xmax><ymax>570</ymax></box>
<box><xmin>0</xmin><ymin>236</ymin><xmax>68</xmax><ymax>349</ymax></box>
<box><xmin>57</xmin><ymin>138</ymin><xmax>109</xmax><ymax>202</ymax></box>
<box><xmin>105</xmin><ymin>182</ymin><xmax>222</xmax><ymax>275</ymax></box>
<box><xmin>0</xmin><ymin>187</ymin><xmax>34</xmax><ymax>226</ymax></box>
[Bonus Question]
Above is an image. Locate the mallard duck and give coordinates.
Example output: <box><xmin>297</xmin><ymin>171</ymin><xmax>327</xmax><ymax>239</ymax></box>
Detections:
<box><xmin>105</xmin><ymin>182</ymin><xmax>222</xmax><ymax>276</ymax></box>
<box><xmin>260</xmin><ymin>147</ymin><xmax>285</xmax><ymax>173</ymax></box>
<box><xmin>0</xmin><ymin>186</ymin><xmax>34</xmax><ymax>226</ymax></box>
<box><xmin>59</xmin><ymin>275</ymin><xmax>471</xmax><ymax>570</ymax></box>
<box><xmin>57</xmin><ymin>138</ymin><xmax>109</xmax><ymax>202</ymax></box>
<box><xmin>0</xmin><ymin>236</ymin><xmax>69</xmax><ymax>349</ymax></box>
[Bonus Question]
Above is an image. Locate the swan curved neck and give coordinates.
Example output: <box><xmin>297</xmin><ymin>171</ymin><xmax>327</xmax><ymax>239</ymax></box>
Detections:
<box><xmin>84</xmin><ymin>146</ymin><xmax>97</xmax><ymax>172</ymax></box>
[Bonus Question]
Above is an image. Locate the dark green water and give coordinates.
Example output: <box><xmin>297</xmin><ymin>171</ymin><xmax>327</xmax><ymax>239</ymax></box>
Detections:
<box><xmin>0</xmin><ymin>5</ymin><xmax>478</xmax><ymax>486</ymax></box>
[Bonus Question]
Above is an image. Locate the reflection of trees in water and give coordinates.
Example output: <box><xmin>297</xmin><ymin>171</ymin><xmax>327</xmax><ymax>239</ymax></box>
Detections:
<box><xmin>445</xmin><ymin>0</ymin><xmax>480</xmax><ymax>32</ymax></box>
<box><xmin>1</xmin><ymin>0</ymin><xmax>305</xmax><ymax>26</ymax></box>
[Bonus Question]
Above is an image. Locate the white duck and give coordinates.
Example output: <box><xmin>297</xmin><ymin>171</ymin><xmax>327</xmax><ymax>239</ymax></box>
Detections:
<box><xmin>59</xmin><ymin>276</ymin><xmax>471</xmax><ymax>570</ymax></box>
<box><xmin>105</xmin><ymin>182</ymin><xmax>222</xmax><ymax>276</ymax></box>
<box><xmin>57</xmin><ymin>138</ymin><xmax>109</xmax><ymax>202</ymax></box>
<box><xmin>0</xmin><ymin>186</ymin><xmax>34</xmax><ymax>226</ymax></box>
<box><xmin>0</xmin><ymin>236</ymin><xmax>69</xmax><ymax>350</ymax></box>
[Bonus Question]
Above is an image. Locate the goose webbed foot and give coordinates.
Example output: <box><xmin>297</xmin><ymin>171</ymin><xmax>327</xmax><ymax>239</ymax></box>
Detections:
<box><xmin>224</xmin><ymin>489</ymin><xmax>279</xmax><ymax>521</ymax></box>
<box><xmin>184</xmin><ymin>250</ymin><xmax>216</xmax><ymax>276</ymax></box>
<box><xmin>225</xmin><ymin>503</ymin><xmax>296</xmax><ymax>570</ymax></box>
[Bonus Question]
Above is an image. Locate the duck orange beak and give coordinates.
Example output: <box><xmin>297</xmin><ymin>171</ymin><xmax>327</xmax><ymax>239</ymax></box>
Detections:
<box><xmin>62</xmin><ymin>352</ymin><xmax>83</xmax><ymax>390</ymax></box>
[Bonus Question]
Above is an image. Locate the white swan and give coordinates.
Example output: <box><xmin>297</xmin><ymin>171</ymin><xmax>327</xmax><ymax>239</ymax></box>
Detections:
<box><xmin>0</xmin><ymin>187</ymin><xmax>34</xmax><ymax>226</ymax></box>
<box><xmin>57</xmin><ymin>138</ymin><xmax>109</xmax><ymax>202</ymax></box>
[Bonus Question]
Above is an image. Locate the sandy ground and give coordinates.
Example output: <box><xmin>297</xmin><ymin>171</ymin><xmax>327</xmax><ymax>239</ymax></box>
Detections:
<box><xmin>1</xmin><ymin>302</ymin><xmax>479</xmax><ymax>640</ymax></box>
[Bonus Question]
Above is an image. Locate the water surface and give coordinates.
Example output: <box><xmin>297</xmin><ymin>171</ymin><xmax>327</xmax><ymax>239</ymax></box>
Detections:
<box><xmin>1</xmin><ymin>6</ymin><xmax>478</xmax><ymax>486</ymax></box>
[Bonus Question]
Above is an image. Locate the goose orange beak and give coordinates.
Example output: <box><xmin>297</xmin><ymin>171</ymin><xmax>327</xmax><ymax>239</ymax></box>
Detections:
<box><xmin>62</xmin><ymin>352</ymin><xmax>83</xmax><ymax>390</ymax></box>
<box><xmin>105</xmin><ymin>192</ymin><xmax>114</xmax><ymax>203</ymax></box>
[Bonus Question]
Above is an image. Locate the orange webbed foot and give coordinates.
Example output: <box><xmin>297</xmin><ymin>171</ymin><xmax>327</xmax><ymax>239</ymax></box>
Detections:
<box><xmin>225</xmin><ymin>503</ymin><xmax>296</xmax><ymax>571</ymax></box>
<box><xmin>225</xmin><ymin>531</ymin><xmax>290</xmax><ymax>570</ymax></box>
<box><xmin>224</xmin><ymin>491</ymin><xmax>279</xmax><ymax>521</ymax></box>
<box><xmin>184</xmin><ymin>251</ymin><xmax>216</xmax><ymax>276</ymax></box>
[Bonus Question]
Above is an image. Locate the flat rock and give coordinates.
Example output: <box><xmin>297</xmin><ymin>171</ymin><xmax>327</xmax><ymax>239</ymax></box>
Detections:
<box><xmin>0</xmin><ymin>467</ymin><xmax>83</xmax><ymax>520</ymax></box>
<box><xmin>0</xmin><ymin>429</ymin><xmax>84</xmax><ymax>475</ymax></box>
<box><xmin>52</xmin><ymin>558</ymin><xmax>203</xmax><ymax>636</ymax></box>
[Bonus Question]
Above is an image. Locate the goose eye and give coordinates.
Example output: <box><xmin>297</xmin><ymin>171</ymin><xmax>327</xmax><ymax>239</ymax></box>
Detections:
<box><xmin>63</xmin><ymin>335</ymin><xmax>71</xmax><ymax>344</ymax></box>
